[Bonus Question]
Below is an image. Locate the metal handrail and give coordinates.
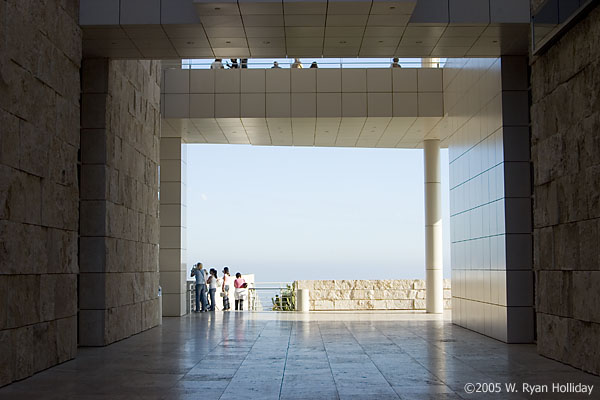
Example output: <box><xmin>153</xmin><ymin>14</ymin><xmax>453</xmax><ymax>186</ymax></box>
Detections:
<box><xmin>173</xmin><ymin>57</ymin><xmax>442</xmax><ymax>70</ymax></box>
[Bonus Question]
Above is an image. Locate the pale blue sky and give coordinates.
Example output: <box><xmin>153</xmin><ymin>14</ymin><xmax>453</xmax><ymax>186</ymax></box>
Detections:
<box><xmin>186</xmin><ymin>145</ymin><xmax>450</xmax><ymax>282</ymax></box>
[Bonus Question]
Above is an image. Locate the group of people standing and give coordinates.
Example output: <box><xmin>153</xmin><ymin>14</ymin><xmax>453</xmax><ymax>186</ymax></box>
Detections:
<box><xmin>190</xmin><ymin>263</ymin><xmax>249</xmax><ymax>312</ymax></box>
<box><xmin>210</xmin><ymin>57</ymin><xmax>402</xmax><ymax>69</ymax></box>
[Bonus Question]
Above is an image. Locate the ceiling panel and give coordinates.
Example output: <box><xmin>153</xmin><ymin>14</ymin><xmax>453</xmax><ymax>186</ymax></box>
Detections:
<box><xmin>283</xmin><ymin>1</ymin><xmax>327</xmax><ymax>15</ymax></box>
<box><xmin>327</xmin><ymin>1</ymin><xmax>372</xmax><ymax>15</ymax></box>
<box><xmin>193</xmin><ymin>1</ymin><xmax>240</xmax><ymax>16</ymax></box>
<box><xmin>326</xmin><ymin>14</ymin><xmax>369</xmax><ymax>27</ymax></box>
<box><xmin>242</xmin><ymin>15</ymin><xmax>285</xmax><ymax>27</ymax></box>
<box><xmin>239</xmin><ymin>0</ymin><xmax>283</xmax><ymax>15</ymax></box>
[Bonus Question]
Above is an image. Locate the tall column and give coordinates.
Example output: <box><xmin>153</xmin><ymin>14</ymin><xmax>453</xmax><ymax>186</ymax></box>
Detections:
<box><xmin>159</xmin><ymin>137</ymin><xmax>188</xmax><ymax>316</ymax></box>
<box><xmin>424</xmin><ymin>139</ymin><xmax>443</xmax><ymax>313</ymax></box>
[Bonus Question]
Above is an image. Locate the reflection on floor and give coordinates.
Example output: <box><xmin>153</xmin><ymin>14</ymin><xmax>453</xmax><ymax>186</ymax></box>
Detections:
<box><xmin>1</xmin><ymin>311</ymin><xmax>599</xmax><ymax>400</ymax></box>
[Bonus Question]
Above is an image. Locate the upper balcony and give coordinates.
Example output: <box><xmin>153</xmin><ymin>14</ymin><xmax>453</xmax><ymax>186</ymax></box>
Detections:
<box><xmin>161</xmin><ymin>60</ymin><xmax>447</xmax><ymax>148</ymax></box>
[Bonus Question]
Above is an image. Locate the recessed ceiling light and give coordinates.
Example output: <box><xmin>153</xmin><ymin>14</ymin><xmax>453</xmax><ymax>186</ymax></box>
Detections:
<box><xmin>186</xmin><ymin>41</ymin><xmax>194</xmax><ymax>45</ymax></box>
<box><xmin>389</xmin><ymin>6</ymin><xmax>396</xmax><ymax>10</ymax></box>
<box><xmin>416</xmin><ymin>41</ymin><xmax>423</xmax><ymax>44</ymax></box>
<box><xmin>339</xmin><ymin>40</ymin><xmax>347</xmax><ymax>44</ymax></box>
<box><xmin>226</xmin><ymin>41</ymin><xmax>231</xmax><ymax>44</ymax></box>
<box><xmin>378</xmin><ymin>40</ymin><xmax>384</xmax><ymax>43</ymax></box>
<box><xmin>214</xmin><ymin>7</ymin><xmax>220</xmax><ymax>11</ymax></box>
<box><xmin>492</xmin><ymin>40</ymin><xmax>498</xmax><ymax>43</ymax></box>
<box><xmin>263</xmin><ymin>41</ymin><xmax>271</xmax><ymax>45</ymax></box>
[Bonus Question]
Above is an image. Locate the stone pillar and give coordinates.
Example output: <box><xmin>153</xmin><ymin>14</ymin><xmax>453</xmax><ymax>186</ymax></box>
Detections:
<box><xmin>159</xmin><ymin>137</ymin><xmax>188</xmax><ymax>316</ymax></box>
<box><xmin>424</xmin><ymin>139</ymin><xmax>443</xmax><ymax>313</ymax></box>
<box><xmin>79</xmin><ymin>59</ymin><xmax>161</xmax><ymax>346</ymax></box>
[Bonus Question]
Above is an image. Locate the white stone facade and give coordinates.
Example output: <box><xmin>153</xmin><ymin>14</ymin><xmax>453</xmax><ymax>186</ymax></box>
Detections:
<box><xmin>295</xmin><ymin>280</ymin><xmax>451</xmax><ymax>311</ymax></box>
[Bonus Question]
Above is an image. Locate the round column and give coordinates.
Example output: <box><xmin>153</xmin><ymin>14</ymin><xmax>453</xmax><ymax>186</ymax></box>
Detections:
<box><xmin>424</xmin><ymin>139</ymin><xmax>443</xmax><ymax>313</ymax></box>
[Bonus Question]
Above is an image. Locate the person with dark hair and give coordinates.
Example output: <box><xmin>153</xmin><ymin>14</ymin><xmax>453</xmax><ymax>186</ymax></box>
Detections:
<box><xmin>310</xmin><ymin>61</ymin><xmax>318</xmax><ymax>68</ymax></box>
<box><xmin>221</xmin><ymin>267</ymin><xmax>231</xmax><ymax>311</ymax></box>
<box><xmin>390</xmin><ymin>57</ymin><xmax>401</xmax><ymax>68</ymax></box>
<box><xmin>207</xmin><ymin>268</ymin><xmax>218</xmax><ymax>311</ymax></box>
<box><xmin>234</xmin><ymin>272</ymin><xmax>248</xmax><ymax>311</ymax></box>
<box><xmin>240</xmin><ymin>58</ymin><xmax>248</xmax><ymax>68</ymax></box>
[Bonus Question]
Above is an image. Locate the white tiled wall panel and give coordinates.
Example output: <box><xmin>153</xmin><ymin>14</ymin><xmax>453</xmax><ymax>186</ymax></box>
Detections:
<box><xmin>446</xmin><ymin>57</ymin><xmax>532</xmax><ymax>343</ymax></box>
<box><xmin>163</xmin><ymin>68</ymin><xmax>443</xmax><ymax>120</ymax></box>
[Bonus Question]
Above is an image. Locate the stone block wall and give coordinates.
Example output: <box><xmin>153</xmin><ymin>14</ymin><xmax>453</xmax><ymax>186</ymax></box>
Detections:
<box><xmin>79</xmin><ymin>59</ymin><xmax>161</xmax><ymax>346</ymax></box>
<box><xmin>295</xmin><ymin>280</ymin><xmax>451</xmax><ymax>311</ymax></box>
<box><xmin>531</xmin><ymin>3</ymin><xmax>600</xmax><ymax>375</ymax></box>
<box><xmin>0</xmin><ymin>0</ymin><xmax>81</xmax><ymax>386</ymax></box>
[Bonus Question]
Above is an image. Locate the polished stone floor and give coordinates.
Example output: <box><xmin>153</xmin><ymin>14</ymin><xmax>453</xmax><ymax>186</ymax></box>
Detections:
<box><xmin>1</xmin><ymin>311</ymin><xmax>599</xmax><ymax>400</ymax></box>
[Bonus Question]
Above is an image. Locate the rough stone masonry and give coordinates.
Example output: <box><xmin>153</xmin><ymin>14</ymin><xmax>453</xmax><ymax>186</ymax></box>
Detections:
<box><xmin>0</xmin><ymin>0</ymin><xmax>81</xmax><ymax>386</ymax></box>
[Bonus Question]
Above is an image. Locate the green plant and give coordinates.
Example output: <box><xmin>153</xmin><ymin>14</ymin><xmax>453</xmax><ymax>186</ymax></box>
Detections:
<box><xmin>271</xmin><ymin>283</ymin><xmax>296</xmax><ymax>311</ymax></box>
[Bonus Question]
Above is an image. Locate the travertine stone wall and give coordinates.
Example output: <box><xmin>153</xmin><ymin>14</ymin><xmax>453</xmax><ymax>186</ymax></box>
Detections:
<box><xmin>531</xmin><ymin>3</ymin><xmax>600</xmax><ymax>375</ymax></box>
<box><xmin>0</xmin><ymin>0</ymin><xmax>81</xmax><ymax>386</ymax></box>
<box><xmin>295</xmin><ymin>280</ymin><xmax>451</xmax><ymax>311</ymax></box>
<box><xmin>79</xmin><ymin>59</ymin><xmax>161</xmax><ymax>346</ymax></box>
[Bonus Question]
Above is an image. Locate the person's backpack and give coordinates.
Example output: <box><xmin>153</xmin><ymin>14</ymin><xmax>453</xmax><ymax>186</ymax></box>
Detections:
<box><xmin>190</xmin><ymin>267</ymin><xmax>196</xmax><ymax>277</ymax></box>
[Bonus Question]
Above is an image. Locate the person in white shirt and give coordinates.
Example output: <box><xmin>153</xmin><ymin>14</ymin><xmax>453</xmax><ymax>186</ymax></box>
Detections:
<box><xmin>207</xmin><ymin>268</ymin><xmax>218</xmax><ymax>311</ymax></box>
<box><xmin>390</xmin><ymin>57</ymin><xmax>402</xmax><ymax>68</ymax></box>
<box><xmin>221</xmin><ymin>267</ymin><xmax>231</xmax><ymax>311</ymax></box>
<box><xmin>210</xmin><ymin>59</ymin><xmax>224</xmax><ymax>69</ymax></box>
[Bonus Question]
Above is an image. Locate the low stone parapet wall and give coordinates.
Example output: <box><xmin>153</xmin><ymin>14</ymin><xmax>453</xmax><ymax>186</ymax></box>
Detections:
<box><xmin>294</xmin><ymin>280</ymin><xmax>451</xmax><ymax>311</ymax></box>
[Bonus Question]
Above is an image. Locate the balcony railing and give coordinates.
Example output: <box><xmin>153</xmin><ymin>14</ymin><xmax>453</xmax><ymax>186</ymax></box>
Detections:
<box><xmin>172</xmin><ymin>57</ymin><xmax>443</xmax><ymax>70</ymax></box>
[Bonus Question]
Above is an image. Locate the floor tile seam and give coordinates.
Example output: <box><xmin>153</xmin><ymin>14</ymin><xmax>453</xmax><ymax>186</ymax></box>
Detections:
<box><xmin>316</xmin><ymin>321</ymin><xmax>342</xmax><ymax>400</ymax></box>
<box><xmin>400</xmin><ymin>325</ymin><xmax>500</xmax><ymax>376</ymax></box>
<box><xmin>369</xmin><ymin>323</ymin><xmax>462</xmax><ymax>395</ymax></box>
<box><xmin>341</xmin><ymin>322</ymin><xmax>401</xmax><ymax>399</ymax></box>
<box><xmin>277</xmin><ymin>321</ymin><xmax>294</xmax><ymax>400</ymax></box>
<box><xmin>217</xmin><ymin>320</ymin><xmax>272</xmax><ymax>400</ymax></box>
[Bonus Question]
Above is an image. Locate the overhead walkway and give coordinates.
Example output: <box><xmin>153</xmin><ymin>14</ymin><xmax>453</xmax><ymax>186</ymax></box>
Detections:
<box><xmin>161</xmin><ymin>66</ymin><xmax>446</xmax><ymax>148</ymax></box>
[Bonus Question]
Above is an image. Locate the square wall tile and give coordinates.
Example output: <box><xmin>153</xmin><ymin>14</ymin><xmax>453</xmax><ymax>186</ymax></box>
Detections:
<box><xmin>266</xmin><ymin>93</ymin><xmax>291</xmax><ymax>117</ymax></box>
<box><xmin>266</xmin><ymin>69</ymin><xmax>291</xmax><ymax>92</ymax></box>
<box><xmin>215</xmin><ymin>94</ymin><xmax>240</xmax><ymax>118</ymax></box>
<box><xmin>504</xmin><ymin>198</ymin><xmax>532</xmax><ymax>234</ymax></box>
<box><xmin>317</xmin><ymin>93</ymin><xmax>342</xmax><ymax>117</ymax></box>
<box><xmin>80</xmin><ymin>0</ymin><xmax>120</xmax><ymax>25</ymax></box>
<box><xmin>291</xmin><ymin>93</ymin><xmax>317</xmax><ymax>117</ymax></box>
<box><xmin>190</xmin><ymin>70</ymin><xmax>214</xmax><ymax>93</ymax></box>
<box><xmin>342</xmin><ymin>69</ymin><xmax>367</xmax><ymax>92</ymax></box>
<box><xmin>502</xmin><ymin>91</ymin><xmax>529</xmax><ymax>126</ymax></box>
<box><xmin>164</xmin><ymin>69</ymin><xmax>190</xmax><ymax>93</ymax></box>
<box><xmin>164</xmin><ymin>94</ymin><xmax>189</xmax><ymax>118</ymax></box>
<box><xmin>418</xmin><ymin>92</ymin><xmax>443</xmax><ymax>116</ymax></box>
<box><xmin>506</xmin><ymin>307</ymin><xmax>534</xmax><ymax>343</ymax></box>
<box><xmin>317</xmin><ymin>69</ymin><xmax>341</xmax><ymax>92</ymax></box>
<box><xmin>503</xmin><ymin>162</ymin><xmax>531</xmax><ymax>198</ymax></box>
<box><xmin>120</xmin><ymin>0</ymin><xmax>161</xmax><ymax>24</ymax></box>
<box><xmin>490</xmin><ymin>0</ymin><xmax>530</xmax><ymax>23</ymax></box>
<box><xmin>393</xmin><ymin>93</ymin><xmax>417</xmax><ymax>117</ymax></box>
<box><xmin>241</xmin><ymin>93</ymin><xmax>266</xmax><ymax>117</ymax></box>
<box><xmin>417</xmin><ymin>69</ymin><xmax>443</xmax><ymax>92</ymax></box>
<box><xmin>367</xmin><ymin>69</ymin><xmax>392</xmax><ymax>92</ymax></box>
<box><xmin>291</xmin><ymin>69</ymin><xmax>316</xmax><ymax>92</ymax></box>
<box><xmin>215</xmin><ymin>69</ymin><xmax>240</xmax><ymax>93</ymax></box>
<box><xmin>241</xmin><ymin>69</ymin><xmax>265</xmax><ymax>92</ymax></box>
<box><xmin>190</xmin><ymin>94</ymin><xmax>215</xmax><ymax>118</ymax></box>
<box><xmin>506</xmin><ymin>271</ymin><xmax>533</xmax><ymax>307</ymax></box>
<box><xmin>342</xmin><ymin>93</ymin><xmax>367</xmax><ymax>117</ymax></box>
<box><xmin>449</xmin><ymin>0</ymin><xmax>490</xmax><ymax>24</ymax></box>
<box><xmin>367</xmin><ymin>93</ymin><xmax>392</xmax><ymax>117</ymax></box>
